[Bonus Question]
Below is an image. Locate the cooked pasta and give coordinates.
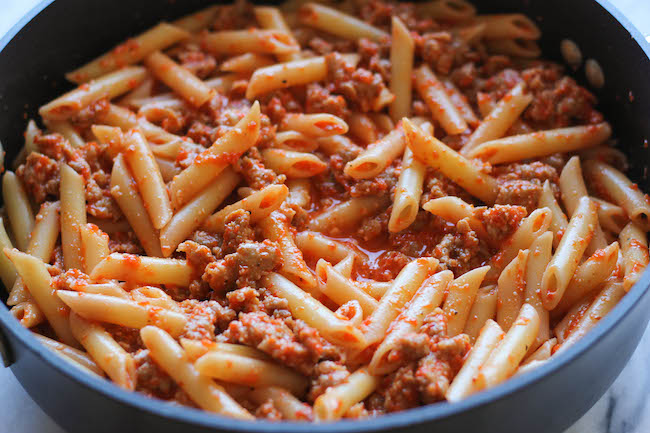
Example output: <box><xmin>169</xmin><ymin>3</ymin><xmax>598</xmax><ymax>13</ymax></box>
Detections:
<box><xmin>1</xmin><ymin>0</ymin><xmax>646</xmax><ymax>423</ymax></box>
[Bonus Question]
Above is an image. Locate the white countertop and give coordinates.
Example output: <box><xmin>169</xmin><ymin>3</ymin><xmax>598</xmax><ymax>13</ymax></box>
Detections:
<box><xmin>1</xmin><ymin>0</ymin><xmax>649</xmax><ymax>432</ymax></box>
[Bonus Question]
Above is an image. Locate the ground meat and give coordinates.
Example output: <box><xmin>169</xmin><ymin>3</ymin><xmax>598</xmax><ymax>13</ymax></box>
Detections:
<box><xmin>222</xmin><ymin>209</ymin><xmax>255</xmax><ymax>254</ymax></box>
<box><xmin>358</xmin><ymin>38</ymin><xmax>391</xmax><ymax>82</ymax></box>
<box><xmin>177</xmin><ymin>50</ymin><xmax>217</xmax><ymax>79</ymax></box>
<box><xmin>105</xmin><ymin>324</ymin><xmax>142</xmax><ymax>353</ymax></box>
<box><xmin>108</xmin><ymin>231</ymin><xmax>144</xmax><ymax>255</ymax></box>
<box><xmin>357</xmin><ymin>208</ymin><xmax>390</xmax><ymax>242</ymax></box>
<box><xmin>496</xmin><ymin>179</ymin><xmax>542</xmax><ymax>213</ymax></box>
<box><xmin>308</xmin><ymin>361</ymin><xmax>350</xmax><ymax>402</ymax></box>
<box><xmin>226</xmin><ymin>287</ymin><xmax>261</xmax><ymax>313</ymax></box>
<box><xmin>235</xmin><ymin>147</ymin><xmax>285</xmax><ymax>190</ymax></box>
<box><xmin>359</xmin><ymin>0</ymin><xmax>437</xmax><ymax>33</ymax></box>
<box><xmin>190</xmin><ymin>230</ymin><xmax>223</xmax><ymax>258</ymax></box>
<box><xmin>326</xmin><ymin>53</ymin><xmax>390</xmax><ymax>113</ymax></box>
<box><xmin>16</xmin><ymin>152</ymin><xmax>59</xmax><ymax>203</ymax></box>
<box><xmin>370</xmin><ymin>309</ymin><xmax>471</xmax><ymax>412</ymax></box>
<box><xmin>225</xmin><ymin>312</ymin><xmax>339</xmax><ymax>376</ymax></box>
<box><xmin>51</xmin><ymin>269</ymin><xmax>91</xmax><ymax>291</ymax></box>
<box><xmin>305</xmin><ymin>84</ymin><xmax>349</xmax><ymax>118</ymax></box>
<box><xmin>134</xmin><ymin>349</ymin><xmax>178</xmax><ymax>400</ymax></box>
<box><xmin>202</xmin><ymin>239</ymin><xmax>281</xmax><ymax>293</ymax></box>
<box><xmin>179</xmin><ymin>300</ymin><xmax>220</xmax><ymax>340</ymax></box>
<box><xmin>433</xmin><ymin>219</ymin><xmax>480</xmax><ymax>275</ymax></box>
<box><xmin>474</xmin><ymin>205</ymin><xmax>527</xmax><ymax>243</ymax></box>
<box><xmin>480</xmin><ymin>68</ymin><xmax>523</xmax><ymax>101</ymax></box>
<box><xmin>522</xmin><ymin>65</ymin><xmax>602</xmax><ymax>129</ymax></box>
<box><xmin>211</xmin><ymin>0</ymin><xmax>254</xmax><ymax>31</ymax></box>
<box><xmin>261</xmin><ymin>90</ymin><xmax>303</xmax><ymax>124</ymax></box>
<box><xmin>387</xmin><ymin>332</ymin><xmax>430</xmax><ymax>365</ymax></box>
<box><xmin>494</xmin><ymin>161</ymin><xmax>559</xmax><ymax>185</ymax></box>
<box><xmin>420</xmin><ymin>169</ymin><xmax>474</xmax><ymax>204</ymax></box>
<box><xmin>416</xmin><ymin>31</ymin><xmax>479</xmax><ymax>77</ymax></box>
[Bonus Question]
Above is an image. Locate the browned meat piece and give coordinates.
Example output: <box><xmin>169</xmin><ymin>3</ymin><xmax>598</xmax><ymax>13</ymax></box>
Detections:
<box><xmin>222</xmin><ymin>209</ymin><xmax>255</xmax><ymax>254</ymax></box>
<box><xmin>326</xmin><ymin>53</ymin><xmax>389</xmax><ymax>113</ymax></box>
<box><xmin>134</xmin><ymin>349</ymin><xmax>178</xmax><ymax>400</ymax></box>
<box><xmin>179</xmin><ymin>300</ymin><xmax>222</xmax><ymax>340</ymax></box>
<box><xmin>235</xmin><ymin>147</ymin><xmax>285</xmax><ymax>190</ymax></box>
<box><xmin>305</xmin><ymin>84</ymin><xmax>349</xmax><ymax>118</ymax></box>
<box><xmin>308</xmin><ymin>360</ymin><xmax>350</xmax><ymax>402</ymax></box>
<box><xmin>255</xmin><ymin>400</ymin><xmax>282</xmax><ymax>421</ymax></box>
<box><xmin>496</xmin><ymin>179</ymin><xmax>543</xmax><ymax>213</ymax></box>
<box><xmin>177</xmin><ymin>50</ymin><xmax>217</xmax><ymax>79</ymax></box>
<box><xmin>433</xmin><ymin>219</ymin><xmax>480</xmax><ymax>275</ymax></box>
<box><xmin>474</xmin><ymin>205</ymin><xmax>527</xmax><ymax>243</ymax></box>
<box><xmin>16</xmin><ymin>152</ymin><xmax>59</xmax><ymax>203</ymax></box>
<box><xmin>108</xmin><ymin>231</ymin><xmax>145</xmax><ymax>255</ymax></box>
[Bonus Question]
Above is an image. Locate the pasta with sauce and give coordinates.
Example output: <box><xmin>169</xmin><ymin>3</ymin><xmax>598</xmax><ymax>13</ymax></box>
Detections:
<box><xmin>1</xmin><ymin>0</ymin><xmax>648</xmax><ymax>423</ymax></box>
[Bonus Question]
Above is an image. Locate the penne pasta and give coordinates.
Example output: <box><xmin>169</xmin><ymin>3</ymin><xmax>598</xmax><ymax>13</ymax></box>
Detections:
<box><xmin>619</xmin><ymin>223</ymin><xmax>649</xmax><ymax>291</ymax></box>
<box><xmin>344</xmin><ymin>127</ymin><xmax>405</xmax><ymax>180</ymax></box>
<box><xmin>389</xmin><ymin>17</ymin><xmax>414</xmax><ymax>122</ymax></box>
<box><xmin>467</xmin><ymin>123</ymin><xmax>612</xmax><ymax>164</ymax></box>
<box><xmin>389</xmin><ymin>147</ymin><xmax>426</xmax><ymax>232</ymax></box>
<box><xmin>313</xmin><ymin>368</ymin><xmax>380</xmax><ymax>421</ymax></box>
<box><xmin>523</xmin><ymin>232</ymin><xmax>553</xmax><ymax>349</ymax></box>
<box><xmin>261</xmin><ymin>149</ymin><xmax>327</xmax><ymax>178</ymax></box>
<box><xmin>298</xmin><ymin>3</ymin><xmax>388</xmax><ymax>41</ymax></box>
<box><xmin>90</xmin><ymin>253</ymin><xmax>192</xmax><ymax>287</ymax></box>
<box><xmin>2</xmin><ymin>171</ymin><xmax>35</xmax><ymax>251</ymax></box>
<box><xmin>444</xmin><ymin>266</ymin><xmax>490</xmax><ymax>336</ymax></box>
<box><xmin>201</xmin><ymin>30</ymin><xmax>299</xmax><ymax>55</ymax></box>
<box><xmin>541</xmin><ymin>197</ymin><xmax>598</xmax><ymax>309</ymax></box>
<box><xmin>60</xmin><ymin>164</ymin><xmax>86</xmax><ymax>271</ymax></box>
<box><xmin>463</xmin><ymin>285</ymin><xmax>498</xmax><ymax>342</ymax></box>
<box><xmin>414</xmin><ymin>65</ymin><xmax>468</xmax><ymax>135</ymax></box>
<box><xmin>496</xmin><ymin>250</ymin><xmax>529</xmax><ymax>332</ymax></box>
<box><xmin>316</xmin><ymin>259</ymin><xmax>378</xmax><ymax>317</ymax></box>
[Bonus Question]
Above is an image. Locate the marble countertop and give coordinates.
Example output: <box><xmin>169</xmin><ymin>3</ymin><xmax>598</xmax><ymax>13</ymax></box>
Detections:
<box><xmin>1</xmin><ymin>0</ymin><xmax>649</xmax><ymax>432</ymax></box>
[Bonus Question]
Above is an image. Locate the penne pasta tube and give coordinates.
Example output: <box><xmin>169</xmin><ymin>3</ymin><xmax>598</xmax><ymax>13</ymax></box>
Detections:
<box><xmin>203</xmin><ymin>184</ymin><xmax>289</xmax><ymax>233</ymax></box>
<box><xmin>460</xmin><ymin>82</ymin><xmax>532</xmax><ymax>155</ymax></box>
<box><xmin>286</xmin><ymin>179</ymin><xmax>312</xmax><ymax>208</ymax></box>
<box><xmin>249</xmin><ymin>387</ymin><xmax>314</xmax><ymax>421</ymax></box>
<box><xmin>260</xmin><ymin>211</ymin><xmax>317</xmax><ymax>290</ymax></box>
<box><xmin>474</xmin><ymin>304</ymin><xmax>540</xmax><ymax>390</ymax></box>
<box><xmin>90</xmin><ymin>253</ymin><xmax>192</xmax><ymax>287</ymax></box>
<box><xmin>298</xmin><ymin>3</ymin><xmax>388</xmax><ymax>41</ymax></box>
<box><xmin>389</xmin><ymin>17</ymin><xmax>414</xmax><ymax>122</ymax></box>
<box><xmin>316</xmin><ymin>260</ymin><xmax>378</xmax><ymax>317</ymax></box>
<box><xmin>79</xmin><ymin>224</ymin><xmax>110</xmax><ymax>273</ymax></box>
<box><xmin>474</xmin><ymin>14</ymin><xmax>541</xmax><ymax>40</ymax></box>
<box><xmin>145</xmin><ymin>51</ymin><xmax>215</xmax><ymax>107</ymax></box>
<box><xmin>261</xmin><ymin>149</ymin><xmax>327</xmax><ymax>178</ymax></box>
<box><xmin>306</xmin><ymin>196</ymin><xmax>389</xmax><ymax>235</ymax></box>
<box><xmin>555</xmin><ymin>242</ymin><xmax>619</xmax><ymax>313</ymax></box>
<box><xmin>619</xmin><ymin>223</ymin><xmax>649</xmax><ymax>291</ymax></box>
<box><xmin>40</xmin><ymin>67</ymin><xmax>147</xmax><ymax>120</ymax></box>
<box><xmin>180</xmin><ymin>340</ymin><xmax>270</xmax><ymax>363</ymax></box>
<box><xmin>355</xmin><ymin>281</ymin><xmax>393</xmax><ymax>300</ymax></box>
<box><xmin>332</xmin><ymin>254</ymin><xmax>354</xmax><ymax>278</ymax></box>
<box><xmin>362</xmin><ymin>258</ymin><xmax>438</xmax><ymax>347</ymax></box>
<box><xmin>274</xmin><ymin>131</ymin><xmax>318</xmax><ymax>153</ymax></box>
<box><xmin>140</xmin><ymin>326</ymin><xmax>253</xmax><ymax>419</ymax></box>
<box><xmin>282</xmin><ymin>113</ymin><xmax>348</xmax><ymax>137</ymax></box>
<box><xmin>254</xmin><ymin>6</ymin><xmax>301</xmax><ymax>62</ymax></box>
<box><xmin>201</xmin><ymin>30</ymin><xmax>299</xmax><ymax>55</ymax></box>
<box><xmin>5</xmin><ymin>249</ymin><xmax>77</xmax><ymax>347</ymax></box>
<box><xmin>446</xmin><ymin>319</ymin><xmax>504</xmax><ymax>402</ymax></box>
<box><xmin>524</xmin><ymin>232</ymin><xmax>553</xmax><ymax>349</ymax></box>
<box><xmin>221</xmin><ymin>53</ymin><xmax>275</xmax><ymax>74</ymax></box>
<box><xmin>349</xmin><ymin>113</ymin><xmax>378</xmax><ymax>146</ymax></box>
<box><xmin>463</xmin><ymin>285</ymin><xmax>498</xmax><ymax>343</ymax></box>
<box><xmin>592</xmin><ymin>197</ymin><xmax>628</xmax><ymax>234</ymax></box>
<box><xmin>313</xmin><ymin>368</ymin><xmax>380</xmax><ymax>421</ymax></box>
<box><xmin>71</xmin><ymin>282</ymin><xmax>129</xmax><ymax>299</ymax></box>
<box><xmin>485</xmin><ymin>208</ymin><xmax>552</xmax><ymax>283</ymax></box>
<box><xmin>169</xmin><ymin>102</ymin><xmax>260</xmax><ymax>209</ymax></box>
<box><xmin>160</xmin><ymin>168</ymin><xmax>240</xmax><ymax>256</ymax></box>
<box><xmin>416</xmin><ymin>0</ymin><xmax>477</xmax><ymax>22</ymax></box>
<box><xmin>10</xmin><ymin>301</ymin><xmax>45</xmax><ymax>328</ymax></box>
<box><xmin>58</xmin><ymin>291</ymin><xmax>187</xmax><ymax>337</ymax></box>
<box><xmin>485</xmin><ymin>38</ymin><xmax>541</xmax><ymax>58</ymax></box>
<box><xmin>402</xmin><ymin>118</ymin><xmax>498</xmax><ymax>204</ymax></box>
<box><xmin>2</xmin><ymin>171</ymin><xmax>35</xmax><ymax>251</ymax></box>
<box><xmin>496</xmin><ymin>250</ymin><xmax>529</xmax><ymax>332</ymax></box>
<box><xmin>369</xmin><ymin>270</ymin><xmax>452</xmax><ymax>375</ymax></box>
<box><xmin>130</xmin><ymin>286</ymin><xmax>178</xmax><ymax>310</ymax></box>
<box><xmin>263</xmin><ymin>273</ymin><xmax>365</xmax><ymax>348</ymax></box>
<box><xmin>172</xmin><ymin>5</ymin><xmax>219</xmax><ymax>33</ymax></box>
<box><xmin>541</xmin><ymin>197</ymin><xmax>597</xmax><ymax>309</ymax></box>
<box><xmin>467</xmin><ymin>123</ymin><xmax>612</xmax><ymax>164</ymax></box>
<box><xmin>246</xmin><ymin>54</ymin><xmax>359</xmax><ymax>99</ymax></box>
<box><xmin>414</xmin><ymin>65</ymin><xmax>467</xmax><ymax>135</ymax></box>
<box><xmin>584</xmin><ymin>160</ymin><xmax>650</xmax><ymax>231</ymax></box>
<box><xmin>110</xmin><ymin>154</ymin><xmax>163</xmax><ymax>257</ymax></box>
<box><xmin>66</xmin><ymin>23</ymin><xmax>190</xmax><ymax>83</ymax></box>
<box><xmin>34</xmin><ymin>333</ymin><xmax>103</xmax><ymax>376</ymax></box>
<box><xmin>8</xmin><ymin>201</ymin><xmax>59</xmax><ymax>305</ymax></box>
<box><xmin>44</xmin><ymin>119</ymin><xmax>86</xmax><ymax>148</ymax></box>
<box><xmin>443</xmin><ymin>80</ymin><xmax>479</xmax><ymax>128</ymax></box>
<box><xmin>0</xmin><ymin>218</ymin><xmax>18</xmax><ymax>288</ymax></box>
<box><xmin>389</xmin><ymin>147</ymin><xmax>426</xmax><ymax>232</ymax></box>
<box><xmin>156</xmin><ymin>157</ymin><xmax>181</xmax><ymax>183</ymax></box>
<box><xmin>422</xmin><ymin>196</ymin><xmax>490</xmax><ymax>243</ymax></box>
<box><xmin>69</xmin><ymin>312</ymin><xmax>136</xmax><ymax>389</ymax></box>
<box><xmin>444</xmin><ymin>266</ymin><xmax>490</xmax><ymax>336</ymax></box>
<box><xmin>538</xmin><ymin>180</ymin><xmax>568</xmax><ymax>247</ymax></box>
<box><xmin>344</xmin><ymin>128</ymin><xmax>406</xmax><ymax>180</ymax></box>
<box><xmin>194</xmin><ymin>351</ymin><xmax>308</xmax><ymax>396</ymax></box>
<box><xmin>295</xmin><ymin>231</ymin><xmax>360</xmax><ymax>264</ymax></box>
<box><xmin>556</xmin><ymin>281</ymin><xmax>626</xmax><ymax>353</ymax></box>
<box><xmin>523</xmin><ymin>338</ymin><xmax>557</xmax><ymax>365</ymax></box>
<box><xmin>121</xmin><ymin>129</ymin><xmax>172</xmax><ymax>230</ymax></box>
<box><xmin>60</xmin><ymin>164</ymin><xmax>86</xmax><ymax>271</ymax></box>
